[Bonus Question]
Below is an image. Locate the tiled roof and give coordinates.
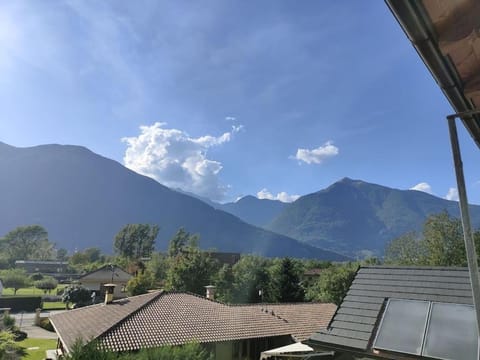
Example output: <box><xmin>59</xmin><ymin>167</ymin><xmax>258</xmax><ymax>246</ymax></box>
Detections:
<box><xmin>308</xmin><ymin>266</ymin><xmax>474</xmax><ymax>352</ymax></box>
<box><xmin>79</xmin><ymin>265</ymin><xmax>132</xmax><ymax>281</ymax></box>
<box><xmin>50</xmin><ymin>291</ymin><xmax>160</xmax><ymax>353</ymax></box>
<box><xmin>247</xmin><ymin>303</ymin><xmax>336</xmax><ymax>342</ymax></box>
<box><xmin>50</xmin><ymin>291</ymin><xmax>336</xmax><ymax>353</ymax></box>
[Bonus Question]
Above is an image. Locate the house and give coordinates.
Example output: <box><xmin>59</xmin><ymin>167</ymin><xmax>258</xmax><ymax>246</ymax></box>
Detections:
<box><xmin>302</xmin><ymin>268</ymin><xmax>324</xmax><ymax>287</ymax></box>
<box><xmin>50</xmin><ymin>290</ymin><xmax>337</xmax><ymax>360</ymax></box>
<box><xmin>78</xmin><ymin>265</ymin><xmax>132</xmax><ymax>299</ymax></box>
<box><xmin>15</xmin><ymin>260</ymin><xmax>69</xmax><ymax>275</ymax></box>
<box><xmin>307</xmin><ymin>266</ymin><xmax>478</xmax><ymax>360</ymax></box>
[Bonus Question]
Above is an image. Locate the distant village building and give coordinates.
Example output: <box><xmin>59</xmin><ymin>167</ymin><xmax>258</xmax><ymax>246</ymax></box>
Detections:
<box><xmin>78</xmin><ymin>265</ymin><xmax>132</xmax><ymax>299</ymax></box>
<box><xmin>50</xmin><ymin>290</ymin><xmax>336</xmax><ymax>360</ymax></box>
<box><xmin>302</xmin><ymin>268</ymin><xmax>324</xmax><ymax>287</ymax></box>
<box><xmin>207</xmin><ymin>252</ymin><xmax>241</xmax><ymax>266</ymax></box>
<box><xmin>15</xmin><ymin>260</ymin><xmax>69</xmax><ymax>275</ymax></box>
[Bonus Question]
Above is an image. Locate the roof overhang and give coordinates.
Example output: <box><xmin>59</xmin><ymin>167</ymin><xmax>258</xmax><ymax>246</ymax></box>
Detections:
<box><xmin>386</xmin><ymin>0</ymin><xmax>480</xmax><ymax>148</ymax></box>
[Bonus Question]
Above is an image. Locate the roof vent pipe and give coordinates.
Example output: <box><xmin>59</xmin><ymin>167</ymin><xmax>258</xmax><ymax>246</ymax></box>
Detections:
<box><xmin>205</xmin><ymin>285</ymin><xmax>216</xmax><ymax>300</ymax></box>
<box><xmin>104</xmin><ymin>284</ymin><xmax>116</xmax><ymax>305</ymax></box>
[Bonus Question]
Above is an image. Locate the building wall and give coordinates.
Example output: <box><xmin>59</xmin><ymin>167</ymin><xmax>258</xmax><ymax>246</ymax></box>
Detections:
<box><xmin>82</xmin><ymin>280</ymin><xmax>128</xmax><ymax>298</ymax></box>
<box><xmin>215</xmin><ymin>341</ymin><xmax>233</xmax><ymax>360</ymax></box>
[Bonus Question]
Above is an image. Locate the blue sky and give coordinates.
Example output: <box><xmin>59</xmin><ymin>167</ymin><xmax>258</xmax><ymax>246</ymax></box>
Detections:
<box><xmin>1</xmin><ymin>0</ymin><xmax>479</xmax><ymax>203</ymax></box>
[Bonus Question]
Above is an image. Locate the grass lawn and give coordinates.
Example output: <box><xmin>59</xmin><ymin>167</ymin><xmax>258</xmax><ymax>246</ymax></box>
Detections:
<box><xmin>42</xmin><ymin>301</ymin><xmax>66</xmax><ymax>310</ymax></box>
<box><xmin>17</xmin><ymin>338</ymin><xmax>57</xmax><ymax>360</ymax></box>
<box><xmin>2</xmin><ymin>285</ymin><xmax>66</xmax><ymax>296</ymax></box>
<box><xmin>2</xmin><ymin>286</ymin><xmax>67</xmax><ymax>310</ymax></box>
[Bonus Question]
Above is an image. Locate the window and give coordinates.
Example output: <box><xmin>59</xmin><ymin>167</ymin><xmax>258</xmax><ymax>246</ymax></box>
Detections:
<box><xmin>374</xmin><ymin>299</ymin><xmax>479</xmax><ymax>360</ymax></box>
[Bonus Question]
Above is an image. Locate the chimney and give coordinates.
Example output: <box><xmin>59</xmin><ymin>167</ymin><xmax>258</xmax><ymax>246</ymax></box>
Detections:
<box><xmin>204</xmin><ymin>285</ymin><xmax>216</xmax><ymax>300</ymax></box>
<box><xmin>104</xmin><ymin>284</ymin><xmax>117</xmax><ymax>305</ymax></box>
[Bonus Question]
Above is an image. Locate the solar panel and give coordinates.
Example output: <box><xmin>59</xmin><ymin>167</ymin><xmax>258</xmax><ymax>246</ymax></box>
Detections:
<box><xmin>423</xmin><ymin>302</ymin><xmax>478</xmax><ymax>360</ymax></box>
<box><xmin>374</xmin><ymin>299</ymin><xmax>430</xmax><ymax>355</ymax></box>
<box><xmin>374</xmin><ymin>299</ymin><xmax>479</xmax><ymax>360</ymax></box>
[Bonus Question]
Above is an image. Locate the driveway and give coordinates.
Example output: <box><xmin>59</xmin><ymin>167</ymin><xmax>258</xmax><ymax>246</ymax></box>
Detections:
<box><xmin>11</xmin><ymin>311</ymin><xmax>65</xmax><ymax>340</ymax></box>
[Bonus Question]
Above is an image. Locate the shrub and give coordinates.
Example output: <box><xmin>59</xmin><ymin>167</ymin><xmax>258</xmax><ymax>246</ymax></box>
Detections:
<box><xmin>0</xmin><ymin>331</ymin><xmax>25</xmax><ymax>358</ymax></box>
<box><xmin>35</xmin><ymin>276</ymin><xmax>58</xmax><ymax>294</ymax></box>
<box><xmin>39</xmin><ymin>318</ymin><xmax>54</xmax><ymax>332</ymax></box>
<box><xmin>12</xmin><ymin>329</ymin><xmax>27</xmax><ymax>341</ymax></box>
<box><xmin>30</xmin><ymin>273</ymin><xmax>44</xmax><ymax>281</ymax></box>
<box><xmin>0</xmin><ymin>296</ymin><xmax>42</xmax><ymax>312</ymax></box>
<box><xmin>2</xmin><ymin>313</ymin><xmax>15</xmax><ymax>329</ymax></box>
<box><xmin>62</xmin><ymin>286</ymin><xmax>92</xmax><ymax>309</ymax></box>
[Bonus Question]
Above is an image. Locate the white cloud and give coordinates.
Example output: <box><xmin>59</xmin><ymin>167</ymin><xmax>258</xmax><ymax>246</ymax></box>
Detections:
<box><xmin>410</xmin><ymin>182</ymin><xmax>433</xmax><ymax>194</ymax></box>
<box><xmin>122</xmin><ymin>122</ymin><xmax>242</xmax><ymax>201</ymax></box>
<box><xmin>225</xmin><ymin>116</ymin><xmax>236</xmax><ymax>121</ymax></box>
<box><xmin>293</xmin><ymin>141</ymin><xmax>339</xmax><ymax>164</ymax></box>
<box><xmin>445</xmin><ymin>187</ymin><xmax>459</xmax><ymax>201</ymax></box>
<box><xmin>257</xmin><ymin>188</ymin><xmax>300</xmax><ymax>203</ymax></box>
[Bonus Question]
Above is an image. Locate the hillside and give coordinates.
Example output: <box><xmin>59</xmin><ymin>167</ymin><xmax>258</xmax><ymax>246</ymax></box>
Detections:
<box><xmin>266</xmin><ymin>178</ymin><xmax>480</xmax><ymax>257</ymax></box>
<box><xmin>0</xmin><ymin>142</ymin><xmax>347</xmax><ymax>260</ymax></box>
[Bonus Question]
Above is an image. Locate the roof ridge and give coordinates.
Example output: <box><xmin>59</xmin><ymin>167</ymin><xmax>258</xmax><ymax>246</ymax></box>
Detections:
<box><xmin>163</xmin><ymin>290</ymin><xmax>229</xmax><ymax>306</ymax></box>
<box><xmin>362</xmin><ymin>265</ymin><xmax>469</xmax><ymax>271</ymax></box>
<box><xmin>79</xmin><ymin>264</ymin><xmax>131</xmax><ymax>278</ymax></box>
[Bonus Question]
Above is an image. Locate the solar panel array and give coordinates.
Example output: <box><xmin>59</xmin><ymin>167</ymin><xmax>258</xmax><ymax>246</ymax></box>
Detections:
<box><xmin>374</xmin><ymin>299</ymin><xmax>478</xmax><ymax>360</ymax></box>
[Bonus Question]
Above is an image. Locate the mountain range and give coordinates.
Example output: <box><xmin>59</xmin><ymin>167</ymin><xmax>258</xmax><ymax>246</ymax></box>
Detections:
<box><xmin>218</xmin><ymin>178</ymin><xmax>480</xmax><ymax>257</ymax></box>
<box><xmin>2</xmin><ymin>141</ymin><xmax>479</xmax><ymax>260</ymax></box>
<box><xmin>0</xmin><ymin>142</ymin><xmax>347</xmax><ymax>260</ymax></box>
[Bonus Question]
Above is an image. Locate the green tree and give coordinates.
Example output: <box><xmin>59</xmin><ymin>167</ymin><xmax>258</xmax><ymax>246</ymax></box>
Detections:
<box><xmin>214</xmin><ymin>264</ymin><xmax>235</xmax><ymax>303</ymax></box>
<box><xmin>2</xmin><ymin>225</ymin><xmax>49</xmax><ymax>260</ymax></box>
<box><xmin>126</xmin><ymin>270</ymin><xmax>154</xmax><ymax>296</ymax></box>
<box><xmin>385</xmin><ymin>232</ymin><xmax>426</xmax><ymax>265</ymax></box>
<box><xmin>232</xmin><ymin>255</ymin><xmax>275</xmax><ymax>303</ymax></box>
<box><xmin>146</xmin><ymin>252</ymin><xmax>168</xmax><ymax>282</ymax></box>
<box><xmin>167</xmin><ymin>228</ymin><xmax>190</xmax><ymax>257</ymax></box>
<box><xmin>69</xmin><ymin>248</ymin><xmax>106</xmax><ymax>272</ymax></box>
<box><xmin>114</xmin><ymin>224</ymin><xmax>159</xmax><ymax>259</ymax></box>
<box><xmin>62</xmin><ymin>285</ymin><xmax>92</xmax><ymax>309</ymax></box>
<box><xmin>57</xmin><ymin>248</ymin><xmax>69</xmax><ymax>261</ymax></box>
<box><xmin>34</xmin><ymin>239</ymin><xmax>56</xmax><ymax>260</ymax></box>
<box><xmin>276</xmin><ymin>258</ymin><xmax>304</xmax><ymax>302</ymax></box>
<box><xmin>0</xmin><ymin>331</ymin><xmax>24</xmax><ymax>359</ymax></box>
<box><xmin>165</xmin><ymin>229</ymin><xmax>219</xmax><ymax>295</ymax></box>
<box><xmin>66</xmin><ymin>340</ymin><xmax>213</xmax><ymax>360</ymax></box>
<box><xmin>423</xmin><ymin>212</ymin><xmax>466</xmax><ymax>266</ymax></box>
<box><xmin>306</xmin><ymin>264</ymin><xmax>357</xmax><ymax>305</ymax></box>
<box><xmin>384</xmin><ymin>212</ymin><xmax>480</xmax><ymax>266</ymax></box>
<box><xmin>35</xmin><ymin>276</ymin><xmax>58</xmax><ymax>294</ymax></box>
<box><xmin>0</xmin><ymin>269</ymin><xmax>30</xmax><ymax>295</ymax></box>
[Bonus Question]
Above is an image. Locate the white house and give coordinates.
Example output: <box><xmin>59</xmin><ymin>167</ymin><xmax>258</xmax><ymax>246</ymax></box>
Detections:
<box><xmin>78</xmin><ymin>265</ymin><xmax>132</xmax><ymax>299</ymax></box>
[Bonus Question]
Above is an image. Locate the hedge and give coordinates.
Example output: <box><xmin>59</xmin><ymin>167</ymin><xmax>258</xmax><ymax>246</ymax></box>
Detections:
<box><xmin>0</xmin><ymin>296</ymin><xmax>42</xmax><ymax>312</ymax></box>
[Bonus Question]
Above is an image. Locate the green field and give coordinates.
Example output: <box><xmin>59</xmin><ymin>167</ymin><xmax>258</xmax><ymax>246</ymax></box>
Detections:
<box><xmin>1</xmin><ymin>285</ymin><xmax>67</xmax><ymax>310</ymax></box>
<box><xmin>42</xmin><ymin>301</ymin><xmax>66</xmax><ymax>310</ymax></box>
<box><xmin>18</xmin><ymin>338</ymin><xmax>57</xmax><ymax>360</ymax></box>
<box><xmin>2</xmin><ymin>285</ymin><xmax>66</xmax><ymax>297</ymax></box>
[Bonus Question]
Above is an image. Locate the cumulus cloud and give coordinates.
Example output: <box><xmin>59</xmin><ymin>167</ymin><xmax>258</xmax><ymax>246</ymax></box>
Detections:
<box><xmin>410</xmin><ymin>182</ymin><xmax>433</xmax><ymax>194</ymax></box>
<box><xmin>225</xmin><ymin>116</ymin><xmax>236</xmax><ymax>121</ymax></box>
<box><xmin>257</xmin><ymin>188</ymin><xmax>300</xmax><ymax>203</ymax></box>
<box><xmin>293</xmin><ymin>141</ymin><xmax>339</xmax><ymax>164</ymax></box>
<box><xmin>445</xmin><ymin>187</ymin><xmax>459</xmax><ymax>201</ymax></box>
<box><xmin>122</xmin><ymin>122</ymin><xmax>242</xmax><ymax>201</ymax></box>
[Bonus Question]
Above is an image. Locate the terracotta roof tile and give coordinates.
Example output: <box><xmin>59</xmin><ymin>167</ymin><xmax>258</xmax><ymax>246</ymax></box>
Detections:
<box><xmin>50</xmin><ymin>291</ymin><xmax>336</xmax><ymax>353</ymax></box>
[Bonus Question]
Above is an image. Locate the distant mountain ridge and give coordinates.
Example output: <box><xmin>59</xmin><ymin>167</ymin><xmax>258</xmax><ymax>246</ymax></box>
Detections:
<box><xmin>265</xmin><ymin>178</ymin><xmax>480</xmax><ymax>257</ymax></box>
<box><xmin>210</xmin><ymin>177</ymin><xmax>480</xmax><ymax>258</ymax></box>
<box><xmin>0</xmin><ymin>142</ymin><xmax>347</xmax><ymax>260</ymax></box>
<box><xmin>216</xmin><ymin>196</ymin><xmax>287</xmax><ymax>228</ymax></box>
